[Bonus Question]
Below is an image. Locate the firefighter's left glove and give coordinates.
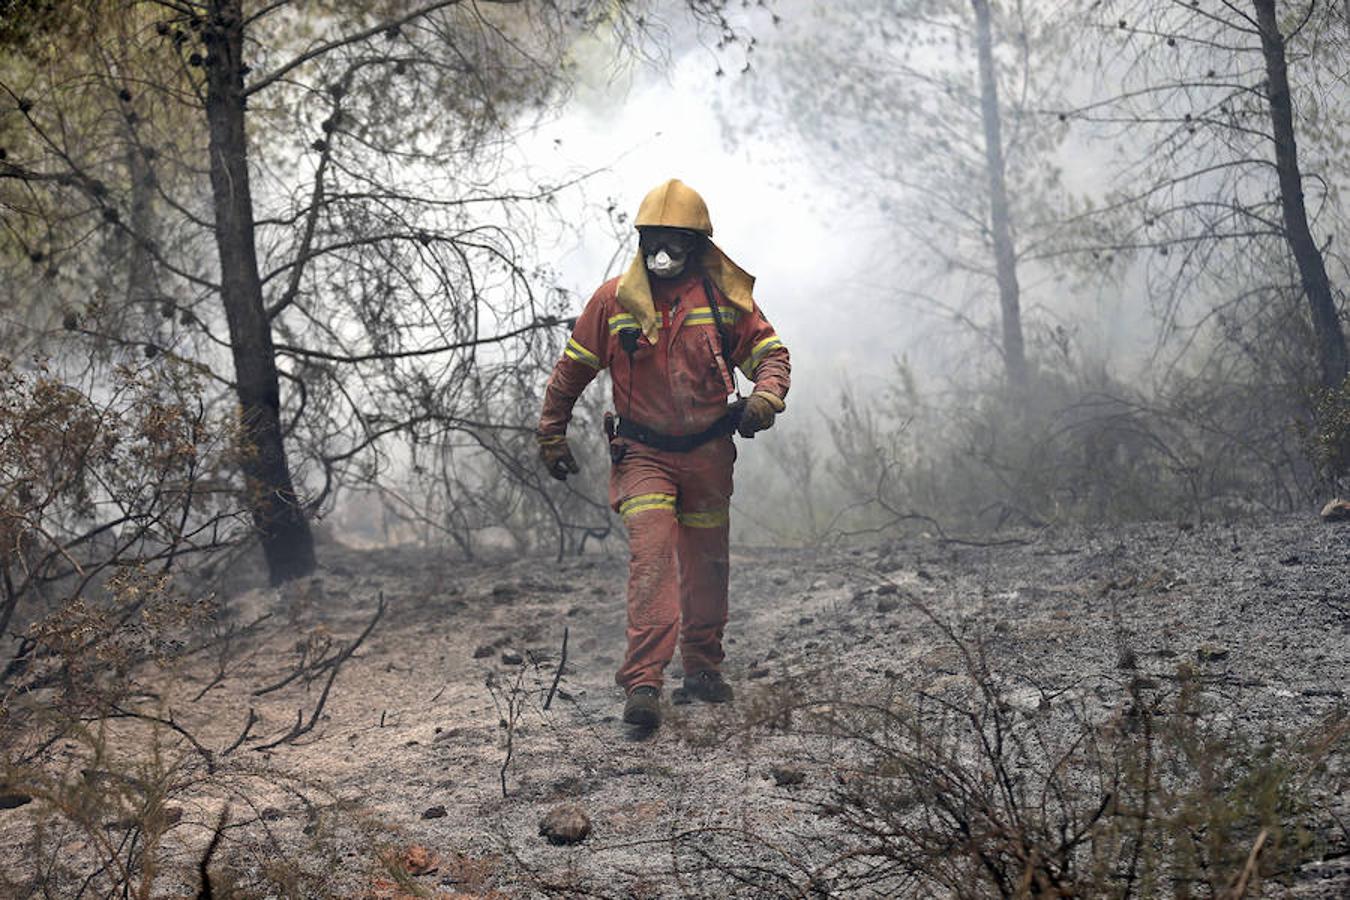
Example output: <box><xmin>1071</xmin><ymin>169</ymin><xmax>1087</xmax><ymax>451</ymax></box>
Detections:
<box><xmin>737</xmin><ymin>391</ymin><xmax>785</xmax><ymax>438</ymax></box>
<box><xmin>538</xmin><ymin>434</ymin><xmax>580</xmax><ymax>481</ymax></box>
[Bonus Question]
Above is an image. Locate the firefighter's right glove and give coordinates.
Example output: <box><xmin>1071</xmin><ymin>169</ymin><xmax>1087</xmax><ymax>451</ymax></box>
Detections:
<box><xmin>737</xmin><ymin>391</ymin><xmax>785</xmax><ymax>438</ymax></box>
<box><xmin>538</xmin><ymin>434</ymin><xmax>580</xmax><ymax>481</ymax></box>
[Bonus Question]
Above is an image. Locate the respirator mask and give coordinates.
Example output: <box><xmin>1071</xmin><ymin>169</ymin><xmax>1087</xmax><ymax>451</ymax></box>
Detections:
<box><xmin>639</xmin><ymin>227</ymin><xmax>701</xmax><ymax>279</ymax></box>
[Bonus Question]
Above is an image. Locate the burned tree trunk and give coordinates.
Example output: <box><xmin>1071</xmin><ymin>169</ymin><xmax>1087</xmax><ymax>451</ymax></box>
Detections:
<box><xmin>1253</xmin><ymin>0</ymin><xmax>1348</xmax><ymax>389</ymax></box>
<box><xmin>972</xmin><ymin>0</ymin><xmax>1028</xmax><ymax>390</ymax></box>
<box><xmin>203</xmin><ymin>0</ymin><xmax>315</xmax><ymax>583</ymax></box>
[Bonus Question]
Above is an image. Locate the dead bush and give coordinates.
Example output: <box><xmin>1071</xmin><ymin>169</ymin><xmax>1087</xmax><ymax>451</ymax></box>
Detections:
<box><xmin>1305</xmin><ymin>377</ymin><xmax>1350</xmax><ymax>485</ymax></box>
<box><xmin>800</xmin><ymin>664</ymin><xmax>1344</xmax><ymax>897</ymax></box>
<box><xmin>1</xmin><ymin>355</ymin><xmax>241</xmax><ymax>744</ymax></box>
<box><xmin>813</xmin><ymin>346</ymin><xmax>1324</xmax><ymax>541</ymax></box>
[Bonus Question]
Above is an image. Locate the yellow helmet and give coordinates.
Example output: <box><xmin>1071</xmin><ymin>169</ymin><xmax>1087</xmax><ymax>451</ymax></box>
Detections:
<box><xmin>616</xmin><ymin>178</ymin><xmax>754</xmax><ymax>341</ymax></box>
<box><xmin>634</xmin><ymin>178</ymin><xmax>713</xmax><ymax>235</ymax></box>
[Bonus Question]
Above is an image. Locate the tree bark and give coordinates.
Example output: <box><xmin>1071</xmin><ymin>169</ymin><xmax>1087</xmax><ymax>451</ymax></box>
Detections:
<box><xmin>972</xmin><ymin>0</ymin><xmax>1028</xmax><ymax>389</ymax></box>
<box><xmin>203</xmin><ymin>0</ymin><xmax>315</xmax><ymax>583</ymax></box>
<box><xmin>124</xmin><ymin>136</ymin><xmax>155</xmax><ymax>308</ymax></box>
<box><xmin>1253</xmin><ymin>0</ymin><xmax>1349</xmax><ymax>389</ymax></box>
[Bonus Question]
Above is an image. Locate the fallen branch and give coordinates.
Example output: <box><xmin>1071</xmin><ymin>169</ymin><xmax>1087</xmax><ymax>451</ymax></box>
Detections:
<box><xmin>543</xmin><ymin>626</ymin><xmax>569</xmax><ymax>711</ymax></box>
<box><xmin>106</xmin><ymin>705</ymin><xmax>215</xmax><ymax>773</ymax></box>
<box><xmin>1223</xmin><ymin>828</ymin><xmax>1268</xmax><ymax>899</ymax></box>
<box><xmin>252</xmin><ymin>593</ymin><xmax>386</xmax><ymax>752</ymax></box>
<box><xmin>252</xmin><ymin>633</ymin><xmax>337</xmax><ymax>696</ymax></box>
<box><xmin>221</xmin><ymin>708</ymin><xmax>258</xmax><ymax>756</ymax></box>
<box><xmin>196</xmin><ymin>804</ymin><xmax>230</xmax><ymax>899</ymax></box>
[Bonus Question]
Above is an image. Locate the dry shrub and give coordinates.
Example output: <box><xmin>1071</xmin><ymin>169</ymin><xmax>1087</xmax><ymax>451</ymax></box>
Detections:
<box><xmin>814</xmin><ymin>347</ymin><xmax>1324</xmax><ymax>541</ymax></box>
<box><xmin>804</xmin><ymin>664</ymin><xmax>1345</xmax><ymax>897</ymax></box>
<box><xmin>1305</xmin><ymin>376</ymin><xmax>1350</xmax><ymax>484</ymax></box>
<box><xmin>0</xmin><ymin>714</ymin><xmax>200</xmax><ymax>899</ymax></box>
<box><xmin>596</xmin><ymin>619</ymin><xmax>1347</xmax><ymax>898</ymax></box>
<box><xmin>0</xmin><ymin>355</ymin><xmax>259</xmax><ymax>897</ymax></box>
<box><xmin>0</xmin><ymin>355</ymin><xmax>240</xmax><ymax>740</ymax></box>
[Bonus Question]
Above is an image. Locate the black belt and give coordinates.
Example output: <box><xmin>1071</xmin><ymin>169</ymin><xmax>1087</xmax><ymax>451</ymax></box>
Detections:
<box><xmin>615</xmin><ymin>407</ymin><xmax>742</xmax><ymax>453</ymax></box>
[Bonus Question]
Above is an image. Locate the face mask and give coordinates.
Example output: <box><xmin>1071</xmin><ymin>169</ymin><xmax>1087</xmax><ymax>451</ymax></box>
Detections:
<box><xmin>645</xmin><ymin>248</ymin><xmax>687</xmax><ymax>278</ymax></box>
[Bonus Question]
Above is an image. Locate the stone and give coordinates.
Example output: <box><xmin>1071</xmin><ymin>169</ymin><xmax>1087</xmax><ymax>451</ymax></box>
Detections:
<box><xmin>401</xmin><ymin>844</ymin><xmax>439</xmax><ymax>875</ymax></box>
<box><xmin>471</xmin><ymin>645</ymin><xmax>493</xmax><ymax>659</ymax></box>
<box><xmin>770</xmin><ymin>765</ymin><xmax>806</xmax><ymax>787</ymax></box>
<box><xmin>1196</xmin><ymin>644</ymin><xmax>1229</xmax><ymax>662</ymax></box>
<box><xmin>0</xmin><ymin>792</ymin><xmax>32</xmax><ymax>810</ymax></box>
<box><xmin>876</xmin><ymin>597</ymin><xmax>899</xmax><ymax>613</ymax></box>
<box><xmin>422</xmin><ymin>805</ymin><xmax>447</xmax><ymax>819</ymax></box>
<box><xmin>539</xmin><ymin>803</ymin><xmax>591</xmax><ymax>845</ymax></box>
<box><xmin>1319</xmin><ymin>498</ymin><xmax>1350</xmax><ymax>521</ymax></box>
<box><xmin>500</xmin><ymin>651</ymin><xmax>524</xmax><ymax>665</ymax></box>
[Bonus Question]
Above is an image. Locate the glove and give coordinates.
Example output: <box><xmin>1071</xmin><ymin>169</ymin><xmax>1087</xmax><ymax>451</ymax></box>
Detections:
<box><xmin>538</xmin><ymin>434</ymin><xmax>580</xmax><ymax>481</ymax></box>
<box><xmin>737</xmin><ymin>391</ymin><xmax>784</xmax><ymax>438</ymax></box>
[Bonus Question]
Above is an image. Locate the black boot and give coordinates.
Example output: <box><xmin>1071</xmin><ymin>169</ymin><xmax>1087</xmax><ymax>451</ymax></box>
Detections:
<box><xmin>623</xmin><ymin>685</ymin><xmax>661</xmax><ymax>727</ymax></box>
<box><xmin>682</xmin><ymin>670</ymin><xmax>734</xmax><ymax>703</ymax></box>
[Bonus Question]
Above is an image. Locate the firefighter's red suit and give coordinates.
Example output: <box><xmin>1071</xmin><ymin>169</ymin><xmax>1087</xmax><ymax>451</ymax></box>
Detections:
<box><xmin>537</xmin><ymin>266</ymin><xmax>790</xmax><ymax>691</ymax></box>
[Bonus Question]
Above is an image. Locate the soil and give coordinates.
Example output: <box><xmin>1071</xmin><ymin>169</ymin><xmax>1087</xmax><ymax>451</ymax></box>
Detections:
<box><xmin>1</xmin><ymin>514</ymin><xmax>1347</xmax><ymax>897</ymax></box>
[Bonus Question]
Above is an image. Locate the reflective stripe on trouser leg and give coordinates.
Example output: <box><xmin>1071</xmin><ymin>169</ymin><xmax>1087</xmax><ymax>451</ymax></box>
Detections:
<box><xmin>614</xmin><ymin>497</ymin><xmax>679</xmax><ymax>691</ymax></box>
<box><xmin>676</xmin><ymin>508</ymin><xmax>730</xmax><ymax>676</ymax></box>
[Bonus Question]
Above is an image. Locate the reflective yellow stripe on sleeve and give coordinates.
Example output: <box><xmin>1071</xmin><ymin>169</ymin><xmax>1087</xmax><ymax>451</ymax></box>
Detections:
<box><xmin>564</xmin><ymin>337</ymin><xmax>601</xmax><ymax>368</ymax></box>
<box><xmin>677</xmin><ymin>508</ymin><xmax>729</xmax><ymax>528</ymax></box>
<box><xmin>682</xmin><ymin>307</ymin><xmax>742</xmax><ymax>328</ymax></box>
<box><xmin>740</xmin><ymin>334</ymin><xmax>783</xmax><ymax>376</ymax></box>
<box><xmin>618</xmin><ymin>493</ymin><xmax>677</xmax><ymax>518</ymax></box>
<box><xmin>607</xmin><ymin>313</ymin><xmax>641</xmax><ymax>334</ymax></box>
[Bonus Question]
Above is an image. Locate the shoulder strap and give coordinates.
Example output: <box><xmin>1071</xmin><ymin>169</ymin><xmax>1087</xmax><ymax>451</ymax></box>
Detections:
<box><xmin>707</xmin><ymin>279</ymin><xmax>739</xmax><ymax>364</ymax></box>
<box><xmin>702</xmin><ymin>276</ymin><xmax>741</xmax><ymax>398</ymax></box>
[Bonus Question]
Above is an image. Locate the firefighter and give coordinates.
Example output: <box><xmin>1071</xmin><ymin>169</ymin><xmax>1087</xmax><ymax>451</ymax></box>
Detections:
<box><xmin>536</xmin><ymin>178</ymin><xmax>790</xmax><ymax>728</ymax></box>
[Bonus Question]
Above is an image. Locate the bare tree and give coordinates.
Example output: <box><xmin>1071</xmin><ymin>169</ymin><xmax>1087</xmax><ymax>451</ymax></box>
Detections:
<box><xmin>1064</xmin><ymin>0</ymin><xmax>1350</xmax><ymax>391</ymax></box>
<box><xmin>2</xmin><ymin>1</ymin><xmax>766</xmax><ymax>582</ymax></box>
<box><xmin>202</xmin><ymin>0</ymin><xmax>315</xmax><ymax>581</ymax></box>
<box><xmin>750</xmin><ymin>0</ymin><xmax>1086</xmax><ymax>388</ymax></box>
<box><xmin>972</xmin><ymin>0</ymin><xmax>1027</xmax><ymax>387</ymax></box>
<box><xmin>1252</xmin><ymin>0</ymin><xmax>1347</xmax><ymax>387</ymax></box>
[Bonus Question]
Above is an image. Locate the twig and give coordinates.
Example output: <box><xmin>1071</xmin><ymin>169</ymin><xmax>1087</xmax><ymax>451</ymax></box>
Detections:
<box><xmin>196</xmin><ymin>804</ymin><xmax>230</xmax><ymax>899</ymax></box>
<box><xmin>252</xmin><ymin>637</ymin><xmax>336</xmax><ymax>696</ymax></box>
<box><xmin>182</xmin><ymin>613</ymin><xmax>272</xmax><ymax>658</ymax></box>
<box><xmin>543</xmin><ymin>626</ymin><xmax>569</xmax><ymax>711</ymax></box>
<box><xmin>252</xmin><ymin>593</ymin><xmax>386</xmax><ymax>751</ymax></box>
<box><xmin>1223</xmin><ymin>828</ymin><xmax>1269</xmax><ymax>899</ymax></box>
<box><xmin>221</xmin><ymin>708</ymin><xmax>258</xmax><ymax>756</ymax></box>
<box><xmin>107</xmin><ymin>705</ymin><xmax>215</xmax><ymax>773</ymax></box>
<box><xmin>492</xmin><ymin>664</ymin><xmax>528</xmax><ymax>799</ymax></box>
<box><xmin>191</xmin><ymin>650</ymin><xmax>232</xmax><ymax>703</ymax></box>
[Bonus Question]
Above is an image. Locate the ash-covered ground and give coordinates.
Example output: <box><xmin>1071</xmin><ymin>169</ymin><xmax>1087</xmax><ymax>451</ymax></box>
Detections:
<box><xmin>2</xmin><ymin>514</ymin><xmax>1347</xmax><ymax>897</ymax></box>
